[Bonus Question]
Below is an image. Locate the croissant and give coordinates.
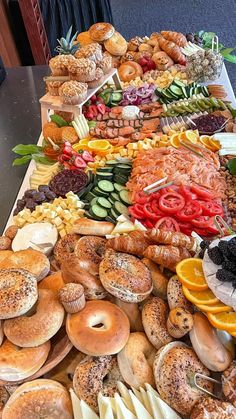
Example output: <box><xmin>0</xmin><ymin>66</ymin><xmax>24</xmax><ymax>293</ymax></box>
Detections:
<box><xmin>147</xmin><ymin>229</ymin><xmax>197</xmax><ymax>252</ymax></box>
<box><xmin>106</xmin><ymin>230</ymin><xmax>151</xmax><ymax>257</ymax></box>
<box><xmin>143</xmin><ymin>245</ymin><xmax>191</xmax><ymax>271</ymax></box>
<box><xmin>157</xmin><ymin>35</ymin><xmax>186</xmax><ymax>65</ymax></box>
<box><xmin>161</xmin><ymin>31</ymin><xmax>187</xmax><ymax>47</ymax></box>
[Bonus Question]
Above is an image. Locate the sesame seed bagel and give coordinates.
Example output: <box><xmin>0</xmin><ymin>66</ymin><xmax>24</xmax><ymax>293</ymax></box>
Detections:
<box><xmin>153</xmin><ymin>342</ymin><xmax>213</xmax><ymax>416</ymax></box>
<box><xmin>4</xmin><ymin>289</ymin><xmax>64</xmax><ymax>347</ymax></box>
<box><xmin>2</xmin><ymin>379</ymin><xmax>73</xmax><ymax>419</ymax></box>
<box><xmin>74</xmin><ymin>236</ymin><xmax>106</xmax><ymax>276</ymax></box>
<box><xmin>142</xmin><ymin>296</ymin><xmax>173</xmax><ymax>349</ymax></box>
<box><xmin>66</xmin><ymin>300</ymin><xmax>130</xmax><ymax>355</ymax></box>
<box><xmin>53</xmin><ymin>234</ymin><xmax>80</xmax><ymax>266</ymax></box>
<box><xmin>0</xmin><ymin>269</ymin><xmax>38</xmax><ymax>319</ymax></box>
<box><xmin>99</xmin><ymin>249</ymin><xmax>153</xmax><ymax>303</ymax></box>
<box><xmin>0</xmin><ymin>339</ymin><xmax>51</xmax><ymax>382</ymax></box>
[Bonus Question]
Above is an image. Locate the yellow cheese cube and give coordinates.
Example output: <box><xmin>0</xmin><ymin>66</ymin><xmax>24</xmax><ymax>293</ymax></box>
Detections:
<box><xmin>105</xmin><ymin>154</ymin><xmax>114</xmax><ymax>160</ymax></box>
<box><xmin>59</xmin><ymin>229</ymin><xmax>67</xmax><ymax>238</ymax></box>
<box><xmin>63</xmin><ymin>212</ymin><xmax>72</xmax><ymax>221</ymax></box>
<box><xmin>53</xmin><ymin>216</ymin><xmax>63</xmax><ymax>226</ymax></box>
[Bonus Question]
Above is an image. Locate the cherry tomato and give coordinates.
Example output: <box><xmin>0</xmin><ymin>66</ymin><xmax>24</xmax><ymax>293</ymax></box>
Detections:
<box><xmin>128</xmin><ymin>204</ymin><xmax>144</xmax><ymax>219</ymax></box>
<box><xmin>159</xmin><ymin>192</ymin><xmax>185</xmax><ymax>214</ymax></box>
<box><xmin>176</xmin><ymin>200</ymin><xmax>202</xmax><ymax>221</ymax></box>
<box><xmin>155</xmin><ymin>217</ymin><xmax>180</xmax><ymax>232</ymax></box>
<box><xmin>200</xmin><ymin>201</ymin><xmax>223</xmax><ymax>217</ymax></box>
<box><xmin>178</xmin><ymin>185</ymin><xmax>198</xmax><ymax>200</ymax></box>
<box><xmin>190</xmin><ymin>185</ymin><xmax>214</xmax><ymax>200</ymax></box>
<box><xmin>150</xmin><ymin>200</ymin><xmax>165</xmax><ymax>216</ymax></box>
<box><xmin>191</xmin><ymin>215</ymin><xmax>212</xmax><ymax>228</ymax></box>
<box><xmin>134</xmin><ymin>191</ymin><xmax>148</xmax><ymax>205</ymax></box>
<box><xmin>143</xmin><ymin>203</ymin><xmax>161</xmax><ymax>221</ymax></box>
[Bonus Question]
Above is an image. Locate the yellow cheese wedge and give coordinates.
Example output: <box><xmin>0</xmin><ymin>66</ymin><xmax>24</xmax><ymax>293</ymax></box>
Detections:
<box><xmin>114</xmin><ymin>393</ymin><xmax>136</xmax><ymax>419</ymax></box>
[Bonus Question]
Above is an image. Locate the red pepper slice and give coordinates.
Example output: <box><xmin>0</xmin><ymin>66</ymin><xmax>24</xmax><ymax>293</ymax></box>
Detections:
<box><xmin>159</xmin><ymin>192</ymin><xmax>185</xmax><ymax>214</ymax></box>
<box><xmin>178</xmin><ymin>221</ymin><xmax>193</xmax><ymax>236</ymax></box>
<box><xmin>200</xmin><ymin>200</ymin><xmax>223</xmax><ymax>217</ymax></box>
<box><xmin>190</xmin><ymin>185</ymin><xmax>214</xmax><ymax>200</ymax></box>
<box><xmin>97</xmin><ymin>103</ymin><xmax>106</xmax><ymax>115</ymax></box>
<box><xmin>155</xmin><ymin>217</ymin><xmax>180</xmax><ymax>232</ymax></box>
<box><xmin>176</xmin><ymin>200</ymin><xmax>202</xmax><ymax>221</ymax></box>
<box><xmin>143</xmin><ymin>203</ymin><xmax>161</xmax><ymax>221</ymax></box>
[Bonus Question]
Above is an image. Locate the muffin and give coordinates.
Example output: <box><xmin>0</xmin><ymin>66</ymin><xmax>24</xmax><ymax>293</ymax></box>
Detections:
<box><xmin>87</xmin><ymin>68</ymin><xmax>104</xmax><ymax>89</ymax></box>
<box><xmin>97</xmin><ymin>54</ymin><xmax>112</xmax><ymax>74</ymax></box>
<box><xmin>68</xmin><ymin>58</ymin><xmax>96</xmax><ymax>82</ymax></box>
<box><xmin>75</xmin><ymin>43</ymin><xmax>103</xmax><ymax>63</ymax></box>
<box><xmin>59</xmin><ymin>81</ymin><xmax>88</xmax><ymax>105</ymax></box>
<box><xmin>46</xmin><ymin>80</ymin><xmax>64</xmax><ymax>96</ymax></box>
<box><xmin>49</xmin><ymin>54</ymin><xmax>76</xmax><ymax>76</ymax></box>
<box><xmin>59</xmin><ymin>283</ymin><xmax>85</xmax><ymax>313</ymax></box>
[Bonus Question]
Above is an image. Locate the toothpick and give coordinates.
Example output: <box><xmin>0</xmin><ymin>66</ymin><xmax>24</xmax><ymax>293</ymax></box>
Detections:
<box><xmin>143</xmin><ymin>177</ymin><xmax>168</xmax><ymax>192</ymax></box>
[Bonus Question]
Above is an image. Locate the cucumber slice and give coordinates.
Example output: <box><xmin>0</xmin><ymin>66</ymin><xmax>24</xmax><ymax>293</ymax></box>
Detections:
<box><xmin>108</xmin><ymin>197</ymin><xmax>114</xmax><ymax>204</ymax></box>
<box><xmin>77</xmin><ymin>182</ymin><xmax>93</xmax><ymax>198</ymax></box>
<box><xmin>90</xmin><ymin>197</ymin><xmax>98</xmax><ymax>206</ymax></box>
<box><xmin>106</xmin><ymin>160</ymin><xmax>119</xmax><ymax>166</ymax></box>
<box><xmin>119</xmin><ymin>189</ymin><xmax>132</xmax><ymax>205</ymax></box>
<box><xmin>111</xmin><ymin>92</ymin><xmax>122</xmax><ymax>102</ymax></box>
<box><xmin>110</xmin><ymin>208</ymin><xmax>118</xmax><ymax>220</ymax></box>
<box><xmin>96</xmin><ymin>167</ymin><xmax>114</xmax><ymax>173</ymax></box>
<box><xmin>113</xmin><ymin>175</ymin><xmax>128</xmax><ymax>185</ymax></box>
<box><xmin>85</xmin><ymin>191</ymin><xmax>98</xmax><ymax>201</ymax></box>
<box><xmin>96</xmin><ymin>172</ymin><xmax>114</xmax><ymax>180</ymax></box>
<box><xmin>173</xmin><ymin>80</ymin><xmax>186</xmax><ymax>88</ymax></box>
<box><xmin>97</xmin><ymin>197</ymin><xmax>112</xmax><ymax>209</ymax></box>
<box><xmin>86</xmin><ymin>171</ymin><xmax>95</xmax><ymax>184</ymax></box>
<box><xmin>98</xmin><ymin>180</ymin><xmax>114</xmax><ymax>193</ymax></box>
<box><xmin>84</xmin><ymin>210</ymin><xmax>94</xmax><ymax>219</ymax></box>
<box><xmin>202</xmin><ymin>86</ymin><xmax>209</xmax><ymax>97</ymax></box>
<box><xmin>181</xmin><ymin>87</ymin><xmax>188</xmax><ymax>98</ymax></box>
<box><xmin>110</xmin><ymin>192</ymin><xmax>120</xmax><ymax>202</ymax></box>
<box><xmin>114</xmin><ymin>183</ymin><xmax>126</xmax><ymax>192</ymax></box>
<box><xmin>113</xmin><ymin>201</ymin><xmax>129</xmax><ymax>216</ymax></box>
<box><xmin>90</xmin><ymin>205</ymin><xmax>108</xmax><ymax>219</ymax></box>
<box><xmin>169</xmin><ymin>85</ymin><xmax>183</xmax><ymax>96</ymax></box>
<box><xmin>93</xmin><ymin>187</ymin><xmax>109</xmax><ymax>197</ymax></box>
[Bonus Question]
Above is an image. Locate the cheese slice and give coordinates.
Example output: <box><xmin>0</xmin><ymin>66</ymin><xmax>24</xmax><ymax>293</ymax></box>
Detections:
<box><xmin>117</xmin><ymin>382</ymin><xmax>136</xmax><ymax>414</ymax></box>
<box><xmin>145</xmin><ymin>385</ymin><xmax>181</xmax><ymax>419</ymax></box>
<box><xmin>129</xmin><ymin>390</ymin><xmax>153</xmax><ymax>419</ymax></box>
<box><xmin>69</xmin><ymin>389</ymin><xmax>83</xmax><ymax>419</ymax></box>
<box><xmin>80</xmin><ymin>400</ymin><xmax>99</xmax><ymax>419</ymax></box>
<box><xmin>103</xmin><ymin>404</ymin><xmax>114</xmax><ymax>419</ymax></box>
<box><xmin>146</xmin><ymin>390</ymin><xmax>164</xmax><ymax>419</ymax></box>
<box><xmin>139</xmin><ymin>387</ymin><xmax>153</xmax><ymax>415</ymax></box>
<box><xmin>12</xmin><ymin>222</ymin><xmax>58</xmax><ymax>255</ymax></box>
<box><xmin>114</xmin><ymin>393</ymin><xmax>136</xmax><ymax>419</ymax></box>
<box><xmin>131</xmin><ymin>387</ymin><xmax>143</xmax><ymax>403</ymax></box>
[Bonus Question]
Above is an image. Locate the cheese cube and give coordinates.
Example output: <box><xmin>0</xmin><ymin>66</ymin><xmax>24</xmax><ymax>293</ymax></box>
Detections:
<box><xmin>59</xmin><ymin>229</ymin><xmax>67</xmax><ymax>238</ymax></box>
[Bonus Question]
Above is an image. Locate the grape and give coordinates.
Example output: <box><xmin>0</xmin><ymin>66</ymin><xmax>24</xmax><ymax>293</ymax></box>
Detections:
<box><xmin>38</xmin><ymin>185</ymin><xmax>50</xmax><ymax>193</ymax></box>
<box><xmin>17</xmin><ymin>199</ymin><xmax>26</xmax><ymax>209</ymax></box>
<box><xmin>33</xmin><ymin>192</ymin><xmax>46</xmax><ymax>203</ymax></box>
<box><xmin>25</xmin><ymin>199</ymin><xmax>36</xmax><ymax>211</ymax></box>
<box><xmin>24</xmin><ymin>189</ymin><xmax>37</xmax><ymax>198</ymax></box>
<box><xmin>13</xmin><ymin>208</ymin><xmax>20</xmax><ymax>216</ymax></box>
<box><xmin>186</xmin><ymin>33</ymin><xmax>195</xmax><ymax>43</ymax></box>
<box><xmin>45</xmin><ymin>190</ymin><xmax>57</xmax><ymax>200</ymax></box>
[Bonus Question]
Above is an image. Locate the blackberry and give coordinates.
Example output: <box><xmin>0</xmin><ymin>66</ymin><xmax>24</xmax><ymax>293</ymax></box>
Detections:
<box><xmin>208</xmin><ymin>246</ymin><xmax>224</xmax><ymax>265</ymax></box>
<box><xmin>216</xmin><ymin>269</ymin><xmax>236</xmax><ymax>283</ymax></box>
<box><xmin>227</xmin><ymin>238</ymin><xmax>236</xmax><ymax>257</ymax></box>
<box><xmin>222</xmin><ymin>258</ymin><xmax>236</xmax><ymax>273</ymax></box>
<box><xmin>218</xmin><ymin>241</ymin><xmax>232</xmax><ymax>259</ymax></box>
<box><xmin>200</xmin><ymin>240</ymin><xmax>210</xmax><ymax>250</ymax></box>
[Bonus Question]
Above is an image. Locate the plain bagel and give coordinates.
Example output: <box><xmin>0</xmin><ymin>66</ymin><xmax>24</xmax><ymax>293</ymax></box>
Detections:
<box><xmin>2</xmin><ymin>379</ymin><xmax>73</xmax><ymax>419</ymax></box>
<box><xmin>4</xmin><ymin>289</ymin><xmax>64</xmax><ymax>347</ymax></box>
<box><xmin>142</xmin><ymin>296</ymin><xmax>173</xmax><ymax>349</ymax></box>
<box><xmin>118</xmin><ymin>61</ymin><xmax>143</xmax><ymax>82</ymax></box>
<box><xmin>189</xmin><ymin>312</ymin><xmax>234</xmax><ymax>372</ymax></box>
<box><xmin>117</xmin><ymin>332</ymin><xmax>156</xmax><ymax>388</ymax></box>
<box><xmin>74</xmin><ymin>236</ymin><xmax>106</xmax><ymax>276</ymax></box>
<box><xmin>0</xmin><ymin>268</ymin><xmax>38</xmax><ymax>319</ymax></box>
<box><xmin>99</xmin><ymin>249</ymin><xmax>153</xmax><ymax>303</ymax></box>
<box><xmin>0</xmin><ymin>249</ymin><xmax>50</xmax><ymax>281</ymax></box>
<box><xmin>72</xmin><ymin>218</ymin><xmax>114</xmax><ymax>236</ymax></box>
<box><xmin>0</xmin><ymin>339</ymin><xmax>50</xmax><ymax>382</ymax></box>
<box><xmin>66</xmin><ymin>300</ymin><xmax>130</xmax><ymax>355</ymax></box>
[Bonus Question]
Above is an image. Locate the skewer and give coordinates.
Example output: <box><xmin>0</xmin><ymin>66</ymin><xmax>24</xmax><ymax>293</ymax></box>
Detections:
<box><xmin>192</xmin><ymin>373</ymin><xmax>221</xmax><ymax>398</ymax></box>
<box><xmin>180</xmin><ymin>141</ymin><xmax>205</xmax><ymax>158</ymax></box>
<box><xmin>213</xmin><ymin>215</ymin><xmax>234</xmax><ymax>237</ymax></box>
<box><xmin>143</xmin><ymin>177</ymin><xmax>168</xmax><ymax>192</ymax></box>
<box><xmin>144</xmin><ymin>181</ymin><xmax>173</xmax><ymax>195</ymax></box>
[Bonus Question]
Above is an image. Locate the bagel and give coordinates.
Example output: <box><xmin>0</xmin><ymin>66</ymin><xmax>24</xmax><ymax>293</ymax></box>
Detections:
<box><xmin>118</xmin><ymin>61</ymin><xmax>143</xmax><ymax>82</ymax></box>
<box><xmin>114</xmin><ymin>298</ymin><xmax>143</xmax><ymax>332</ymax></box>
<box><xmin>99</xmin><ymin>249</ymin><xmax>152</xmax><ymax>303</ymax></box>
<box><xmin>117</xmin><ymin>332</ymin><xmax>156</xmax><ymax>388</ymax></box>
<box><xmin>142</xmin><ymin>296</ymin><xmax>173</xmax><ymax>349</ymax></box>
<box><xmin>89</xmin><ymin>22</ymin><xmax>115</xmax><ymax>43</ymax></box>
<box><xmin>153</xmin><ymin>342</ymin><xmax>213</xmax><ymax>415</ymax></box>
<box><xmin>190</xmin><ymin>312</ymin><xmax>234</xmax><ymax>372</ymax></box>
<box><xmin>167</xmin><ymin>274</ymin><xmax>193</xmax><ymax>312</ymax></box>
<box><xmin>74</xmin><ymin>236</ymin><xmax>106</xmax><ymax>276</ymax></box>
<box><xmin>4</xmin><ymin>289</ymin><xmax>64</xmax><ymax>347</ymax></box>
<box><xmin>190</xmin><ymin>397</ymin><xmax>236</xmax><ymax>418</ymax></box>
<box><xmin>104</xmin><ymin>31</ymin><xmax>127</xmax><ymax>56</ymax></box>
<box><xmin>53</xmin><ymin>234</ymin><xmax>79</xmax><ymax>266</ymax></box>
<box><xmin>2</xmin><ymin>379</ymin><xmax>73</xmax><ymax>419</ymax></box>
<box><xmin>72</xmin><ymin>218</ymin><xmax>114</xmax><ymax>237</ymax></box>
<box><xmin>73</xmin><ymin>355</ymin><xmax>122</xmax><ymax>412</ymax></box>
<box><xmin>38</xmin><ymin>271</ymin><xmax>65</xmax><ymax>292</ymax></box>
<box><xmin>61</xmin><ymin>255</ymin><xmax>107</xmax><ymax>299</ymax></box>
<box><xmin>142</xmin><ymin>258</ymin><xmax>168</xmax><ymax>299</ymax></box>
<box><xmin>0</xmin><ymin>251</ymin><xmax>12</xmax><ymax>264</ymax></box>
<box><xmin>66</xmin><ymin>300</ymin><xmax>130</xmax><ymax>355</ymax></box>
<box><xmin>0</xmin><ymin>268</ymin><xmax>38</xmax><ymax>319</ymax></box>
<box><xmin>222</xmin><ymin>360</ymin><xmax>236</xmax><ymax>406</ymax></box>
<box><xmin>0</xmin><ymin>387</ymin><xmax>9</xmax><ymax>416</ymax></box>
<box><xmin>0</xmin><ymin>339</ymin><xmax>50</xmax><ymax>381</ymax></box>
<box><xmin>0</xmin><ymin>249</ymin><xmax>50</xmax><ymax>281</ymax></box>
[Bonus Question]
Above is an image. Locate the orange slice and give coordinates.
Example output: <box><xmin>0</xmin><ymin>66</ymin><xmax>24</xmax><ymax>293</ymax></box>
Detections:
<box><xmin>182</xmin><ymin>286</ymin><xmax>219</xmax><ymax>305</ymax></box>
<box><xmin>176</xmin><ymin>258</ymin><xmax>208</xmax><ymax>291</ymax></box>
<box><xmin>88</xmin><ymin>140</ymin><xmax>110</xmax><ymax>151</ymax></box>
<box><xmin>181</xmin><ymin>130</ymin><xmax>199</xmax><ymax>144</ymax></box>
<box><xmin>209</xmin><ymin>139</ymin><xmax>221</xmax><ymax>151</ymax></box>
<box><xmin>196</xmin><ymin>302</ymin><xmax>232</xmax><ymax>313</ymax></box>
<box><xmin>170</xmin><ymin>133</ymin><xmax>181</xmax><ymax>148</ymax></box>
<box><xmin>199</xmin><ymin>135</ymin><xmax>216</xmax><ymax>151</ymax></box>
<box><xmin>207</xmin><ymin>312</ymin><xmax>236</xmax><ymax>332</ymax></box>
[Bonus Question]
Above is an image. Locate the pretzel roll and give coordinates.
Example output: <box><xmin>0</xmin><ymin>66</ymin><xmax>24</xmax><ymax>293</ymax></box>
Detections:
<box><xmin>0</xmin><ymin>269</ymin><xmax>38</xmax><ymax>319</ymax></box>
<box><xmin>118</xmin><ymin>61</ymin><xmax>143</xmax><ymax>82</ymax></box>
<box><xmin>117</xmin><ymin>332</ymin><xmax>156</xmax><ymax>388</ymax></box>
<box><xmin>66</xmin><ymin>300</ymin><xmax>130</xmax><ymax>355</ymax></box>
<box><xmin>0</xmin><ymin>249</ymin><xmax>50</xmax><ymax>281</ymax></box>
<box><xmin>0</xmin><ymin>339</ymin><xmax>50</xmax><ymax>381</ymax></box>
<box><xmin>74</xmin><ymin>236</ymin><xmax>106</xmax><ymax>276</ymax></box>
<box><xmin>4</xmin><ymin>289</ymin><xmax>64</xmax><ymax>347</ymax></box>
<box><xmin>2</xmin><ymin>379</ymin><xmax>73</xmax><ymax>419</ymax></box>
<box><xmin>142</xmin><ymin>296</ymin><xmax>173</xmax><ymax>349</ymax></box>
<box><xmin>99</xmin><ymin>249</ymin><xmax>152</xmax><ymax>303</ymax></box>
<box><xmin>61</xmin><ymin>255</ymin><xmax>107</xmax><ymax>300</ymax></box>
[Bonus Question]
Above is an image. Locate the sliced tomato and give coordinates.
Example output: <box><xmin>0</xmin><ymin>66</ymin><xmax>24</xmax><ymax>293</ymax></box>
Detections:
<box><xmin>159</xmin><ymin>185</ymin><xmax>179</xmax><ymax>195</ymax></box>
<box><xmin>193</xmin><ymin>227</ymin><xmax>212</xmax><ymax>237</ymax></box>
<box><xmin>159</xmin><ymin>192</ymin><xmax>185</xmax><ymax>214</ymax></box>
<box><xmin>143</xmin><ymin>219</ymin><xmax>155</xmax><ymax>229</ymax></box>
<box><xmin>190</xmin><ymin>185</ymin><xmax>214</xmax><ymax>200</ymax></box>
<box><xmin>176</xmin><ymin>200</ymin><xmax>202</xmax><ymax>221</ymax></box>
<box><xmin>200</xmin><ymin>201</ymin><xmax>223</xmax><ymax>217</ymax></box>
<box><xmin>134</xmin><ymin>191</ymin><xmax>149</xmax><ymax>205</ymax></box>
<box><xmin>191</xmin><ymin>215</ymin><xmax>212</xmax><ymax>228</ymax></box>
<box><xmin>178</xmin><ymin>221</ymin><xmax>193</xmax><ymax>236</ymax></box>
<box><xmin>155</xmin><ymin>217</ymin><xmax>180</xmax><ymax>232</ymax></box>
<box><xmin>150</xmin><ymin>199</ymin><xmax>165</xmax><ymax>216</ymax></box>
<box><xmin>178</xmin><ymin>185</ymin><xmax>198</xmax><ymax>200</ymax></box>
<box><xmin>143</xmin><ymin>203</ymin><xmax>160</xmax><ymax>221</ymax></box>
<box><xmin>128</xmin><ymin>204</ymin><xmax>144</xmax><ymax>219</ymax></box>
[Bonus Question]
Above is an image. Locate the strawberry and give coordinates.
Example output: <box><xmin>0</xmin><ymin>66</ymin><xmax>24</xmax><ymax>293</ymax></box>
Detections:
<box><xmin>73</xmin><ymin>156</ymin><xmax>87</xmax><ymax>169</ymax></box>
<box><xmin>82</xmin><ymin>151</ymin><xmax>94</xmax><ymax>162</ymax></box>
<box><xmin>90</xmin><ymin>105</ymin><xmax>98</xmax><ymax>117</ymax></box>
<box><xmin>142</xmin><ymin>65</ymin><xmax>149</xmax><ymax>73</ymax></box>
<box><xmin>139</xmin><ymin>57</ymin><xmax>148</xmax><ymax>66</ymax></box>
<box><xmin>147</xmin><ymin>59</ymin><xmax>156</xmax><ymax>70</ymax></box>
<box><xmin>97</xmin><ymin>103</ymin><xmax>106</xmax><ymax>115</ymax></box>
<box><xmin>90</xmin><ymin>95</ymin><xmax>97</xmax><ymax>103</ymax></box>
